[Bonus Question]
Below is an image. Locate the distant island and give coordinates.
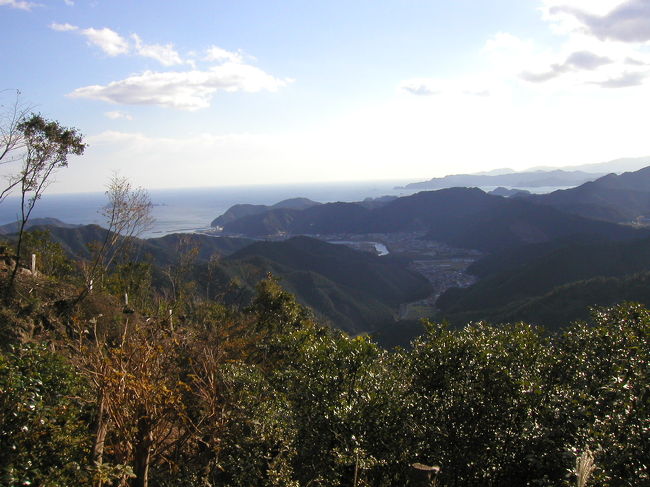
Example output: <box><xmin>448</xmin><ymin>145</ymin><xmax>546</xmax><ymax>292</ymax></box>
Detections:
<box><xmin>397</xmin><ymin>155</ymin><xmax>650</xmax><ymax>191</ymax></box>
<box><xmin>399</xmin><ymin>169</ymin><xmax>604</xmax><ymax>190</ymax></box>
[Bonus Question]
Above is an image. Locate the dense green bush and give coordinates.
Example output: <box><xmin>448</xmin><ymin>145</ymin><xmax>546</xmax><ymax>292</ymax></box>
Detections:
<box><xmin>0</xmin><ymin>343</ymin><xmax>91</xmax><ymax>486</ymax></box>
<box><xmin>0</xmin><ymin>267</ymin><xmax>647</xmax><ymax>487</ymax></box>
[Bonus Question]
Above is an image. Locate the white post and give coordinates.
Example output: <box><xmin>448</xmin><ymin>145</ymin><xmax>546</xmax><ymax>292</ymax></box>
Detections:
<box><xmin>31</xmin><ymin>254</ymin><xmax>36</xmax><ymax>274</ymax></box>
<box><xmin>124</xmin><ymin>293</ymin><xmax>129</xmax><ymax>306</ymax></box>
<box><xmin>169</xmin><ymin>309</ymin><xmax>173</xmax><ymax>331</ymax></box>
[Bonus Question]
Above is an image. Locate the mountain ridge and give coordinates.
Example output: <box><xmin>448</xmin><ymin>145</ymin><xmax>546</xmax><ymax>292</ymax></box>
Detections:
<box><xmin>520</xmin><ymin>165</ymin><xmax>650</xmax><ymax>223</ymax></box>
<box><xmin>216</xmin><ymin>187</ymin><xmax>645</xmax><ymax>252</ymax></box>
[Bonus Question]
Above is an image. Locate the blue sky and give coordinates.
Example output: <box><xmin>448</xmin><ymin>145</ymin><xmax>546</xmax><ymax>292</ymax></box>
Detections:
<box><xmin>2</xmin><ymin>0</ymin><xmax>650</xmax><ymax>193</ymax></box>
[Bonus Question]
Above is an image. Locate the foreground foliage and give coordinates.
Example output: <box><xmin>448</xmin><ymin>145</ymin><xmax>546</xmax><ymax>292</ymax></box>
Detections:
<box><xmin>0</xmin><ymin>259</ymin><xmax>648</xmax><ymax>486</ymax></box>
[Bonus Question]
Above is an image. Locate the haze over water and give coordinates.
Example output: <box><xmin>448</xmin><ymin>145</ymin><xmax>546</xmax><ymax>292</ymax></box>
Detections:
<box><xmin>0</xmin><ymin>180</ymin><xmax>416</xmax><ymax>238</ymax></box>
<box><xmin>0</xmin><ymin>180</ymin><xmax>578</xmax><ymax>238</ymax></box>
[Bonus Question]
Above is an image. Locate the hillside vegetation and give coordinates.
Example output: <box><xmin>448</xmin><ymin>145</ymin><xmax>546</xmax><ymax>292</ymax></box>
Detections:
<box><xmin>4</xmin><ymin>227</ymin><xmax>430</xmax><ymax>336</ymax></box>
<box><xmin>217</xmin><ymin>187</ymin><xmax>645</xmax><ymax>251</ymax></box>
<box><xmin>0</xmin><ymin>238</ymin><xmax>648</xmax><ymax>486</ymax></box>
<box><xmin>1</xmin><ymin>175</ymin><xmax>649</xmax><ymax>485</ymax></box>
<box><xmin>521</xmin><ymin>166</ymin><xmax>650</xmax><ymax>223</ymax></box>
<box><xmin>437</xmin><ymin>234</ymin><xmax>650</xmax><ymax>329</ymax></box>
<box><xmin>1</xmin><ymin>110</ymin><xmax>648</xmax><ymax>485</ymax></box>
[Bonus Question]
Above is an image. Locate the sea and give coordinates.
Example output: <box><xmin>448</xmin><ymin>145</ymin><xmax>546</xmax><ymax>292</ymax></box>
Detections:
<box><xmin>0</xmin><ymin>181</ymin><xmax>569</xmax><ymax>239</ymax></box>
<box><xmin>0</xmin><ymin>180</ymin><xmax>418</xmax><ymax>238</ymax></box>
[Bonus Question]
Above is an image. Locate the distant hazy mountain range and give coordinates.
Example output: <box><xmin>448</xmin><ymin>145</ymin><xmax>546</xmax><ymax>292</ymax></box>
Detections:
<box><xmin>399</xmin><ymin>155</ymin><xmax>650</xmax><ymax>191</ymax></box>
<box><xmin>211</xmin><ymin>197</ymin><xmax>320</xmax><ymax>228</ymax></box>
<box><xmin>519</xmin><ymin>166</ymin><xmax>650</xmax><ymax>224</ymax></box>
<box><xmin>212</xmin><ymin>186</ymin><xmax>642</xmax><ymax>252</ymax></box>
<box><xmin>528</xmin><ymin>155</ymin><xmax>650</xmax><ymax>174</ymax></box>
<box><xmin>0</xmin><ymin>218</ymin><xmax>79</xmax><ymax>235</ymax></box>
<box><xmin>203</xmin><ymin>164</ymin><xmax>650</xmax><ymax>340</ymax></box>
<box><xmin>10</xmin><ymin>162</ymin><xmax>650</xmax><ymax>342</ymax></box>
<box><xmin>401</xmin><ymin>169</ymin><xmax>603</xmax><ymax>190</ymax></box>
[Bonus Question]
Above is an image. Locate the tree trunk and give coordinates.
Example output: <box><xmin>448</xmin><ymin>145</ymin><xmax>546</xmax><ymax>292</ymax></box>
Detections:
<box><xmin>92</xmin><ymin>392</ymin><xmax>109</xmax><ymax>487</ymax></box>
<box><xmin>132</xmin><ymin>414</ymin><xmax>153</xmax><ymax>487</ymax></box>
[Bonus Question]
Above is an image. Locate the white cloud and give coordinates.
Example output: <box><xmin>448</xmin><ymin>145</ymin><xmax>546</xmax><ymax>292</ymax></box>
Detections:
<box><xmin>80</xmin><ymin>27</ymin><xmax>129</xmax><ymax>56</ymax></box>
<box><xmin>549</xmin><ymin>0</ymin><xmax>650</xmax><ymax>42</ymax></box>
<box><xmin>565</xmin><ymin>50</ymin><xmax>613</xmax><ymax>69</ymax></box>
<box><xmin>56</xmin><ymin>80</ymin><xmax>650</xmax><ymax>193</ymax></box>
<box><xmin>542</xmin><ymin>0</ymin><xmax>629</xmax><ymax>16</ymax></box>
<box><xmin>483</xmin><ymin>14</ymin><xmax>650</xmax><ymax>89</ymax></box>
<box><xmin>512</xmin><ymin>1</ymin><xmax>650</xmax><ymax>89</ymax></box>
<box><xmin>63</xmin><ymin>0</ymin><xmax>74</xmax><ymax>5</ymax></box>
<box><xmin>131</xmin><ymin>33</ymin><xmax>183</xmax><ymax>66</ymax></box>
<box><xmin>52</xmin><ymin>24</ymin><xmax>291</xmax><ymax>110</ymax></box>
<box><xmin>520</xmin><ymin>50</ymin><xmax>613</xmax><ymax>82</ymax></box>
<box><xmin>204</xmin><ymin>46</ymin><xmax>243</xmax><ymax>64</ymax></box>
<box><xmin>399</xmin><ymin>78</ymin><xmax>491</xmax><ymax>97</ymax></box>
<box><xmin>69</xmin><ymin>63</ymin><xmax>292</xmax><ymax>110</ymax></box>
<box><xmin>52</xmin><ymin>24</ymin><xmax>190</xmax><ymax>66</ymax></box>
<box><xmin>50</xmin><ymin>22</ymin><xmax>78</xmax><ymax>32</ymax></box>
<box><xmin>541</xmin><ymin>0</ymin><xmax>629</xmax><ymax>33</ymax></box>
<box><xmin>593</xmin><ymin>70</ymin><xmax>648</xmax><ymax>87</ymax></box>
<box><xmin>399</xmin><ymin>79</ymin><xmax>442</xmax><ymax>96</ymax></box>
<box><xmin>0</xmin><ymin>0</ymin><xmax>39</xmax><ymax>10</ymax></box>
<box><xmin>105</xmin><ymin>110</ymin><xmax>133</xmax><ymax>120</ymax></box>
<box><xmin>400</xmin><ymin>21</ymin><xmax>650</xmax><ymax>100</ymax></box>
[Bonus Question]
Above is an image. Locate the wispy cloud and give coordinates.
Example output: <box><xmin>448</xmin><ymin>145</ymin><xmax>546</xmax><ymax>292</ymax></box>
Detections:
<box><xmin>51</xmin><ymin>23</ymin><xmax>187</xmax><ymax>66</ymax></box>
<box><xmin>400</xmin><ymin>77</ymin><xmax>491</xmax><ymax>97</ymax></box>
<box><xmin>131</xmin><ymin>34</ymin><xmax>183</xmax><ymax>66</ymax></box>
<box><xmin>53</xmin><ymin>22</ymin><xmax>292</xmax><ymax>110</ymax></box>
<box><xmin>69</xmin><ymin>64</ymin><xmax>292</xmax><ymax>110</ymax></box>
<box><xmin>50</xmin><ymin>22</ymin><xmax>78</xmax><ymax>32</ymax></box>
<box><xmin>410</xmin><ymin>4</ymin><xmax>650</xmax><ymax>93</ymax></box>
<box><xmin>0</xmin><ymin>0</ymin><xmax>39</xmax><ymax>10</ymax></box>
<box><xmin>593</xmin><ymin>70</ymin><xmax>647</xmax><ymax>87</ymax></box>
<box><xmin>105</xmin><ymin>110</ymin><xmax>133</xmax><ymax>120</ymax></box>
<box><xmin>521</xmin><ymin>50</ymin><xmax>612</xmax><ymax>83</ymax></box>
<box><xmin>399</xmin><ymin>79</ymin><xmax>442</xmax><ymax>96</ymax></box>
<box><xmin>550</xmin><ymin>0</ymin><xmax>650</xmax><ymax>42</ymax></box>
<box><xmin>79</xmin><ymin>27</ymin><xmax>129</xmax><ymax>56</ymax></box>
<box><xmin>204</xmin><ymin>46</ymin><xmax>243</xmax><ymax>64</ymax></box>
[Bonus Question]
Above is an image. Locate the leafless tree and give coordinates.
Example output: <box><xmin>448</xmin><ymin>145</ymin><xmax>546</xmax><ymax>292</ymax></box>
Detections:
<box><xmin>0</xmin><ymin>89</ymin><xmax>32</xmax><ymax>203</ymax></box>
<box><xmin>79</xmin><ymin>175</ymin><xmax>154</xmax><ymax>300</ymax></box>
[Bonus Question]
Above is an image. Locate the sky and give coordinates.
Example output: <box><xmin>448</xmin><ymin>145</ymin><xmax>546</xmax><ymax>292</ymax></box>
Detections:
<box><xmin>2</xmin><ymin>0</ymin><xmax>650</xmax><ymax>193</ymax></box>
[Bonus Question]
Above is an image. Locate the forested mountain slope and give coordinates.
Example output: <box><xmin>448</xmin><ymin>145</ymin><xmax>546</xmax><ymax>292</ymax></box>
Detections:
<box><xmin>218</xmin><ymin>187</ymin><xmax>645</xmax><ymax>251</ymax></box>
<box><xmin>520</xmin><ymin>165</ymin><xmax>650</xmax><ymax>223</ymax></box>
<box><xmin>211</xmin><ymin>197</ymin><xmax>320</xmax><ymax>227</ymax></box>
<box><xmin>12</xmin><ymin>226</ymin><xmax>429</xmax><ymax>335</ymax></box>
<box><xmin>437</xmin><ymin>235</ymin><xmax>650</xmax><ymax>329</ymax></box>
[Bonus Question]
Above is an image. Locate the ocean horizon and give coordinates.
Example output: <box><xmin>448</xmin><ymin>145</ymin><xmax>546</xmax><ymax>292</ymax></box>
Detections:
<box><xmin>0</xmin><ymin>180</ymin><xmax>418</xmax><ymax>238</ymax></box>
<box><xmin>0</xmin><ymin>180</ymin><xmax>574</xmax><ymax>239</ymax></box>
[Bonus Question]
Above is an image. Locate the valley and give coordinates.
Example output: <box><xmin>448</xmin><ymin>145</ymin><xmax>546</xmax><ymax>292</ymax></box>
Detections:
<box><xmin>3</xmin><ymin>160</ymin><xmax>650</xmax><ymax>486</ymax></box>
<box><xmin>317</xmin><ymin>232</ymin><xmax>482</xmax><ymax>319</ymax></box>
<box><xmin>5</xmin><ymin>2</ymin><xmax>650</xmax><ymax>482</ymax></box>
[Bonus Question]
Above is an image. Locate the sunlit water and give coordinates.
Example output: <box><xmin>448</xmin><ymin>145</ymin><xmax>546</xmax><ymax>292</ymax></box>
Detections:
<box><xmin>0</xmin><ymin>181</ymin><xmax>416</xmax><ymax>238</ymax></box>
<box><xmin>0</xmin><ymin>181</ymin><xmax>570</xmax><ymax>239</ymax></box>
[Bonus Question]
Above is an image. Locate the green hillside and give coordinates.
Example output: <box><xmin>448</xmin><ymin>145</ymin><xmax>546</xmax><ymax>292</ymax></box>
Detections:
<box><xmin>219</xmin><ymin>187</ymin><xmax>644</xmax><ymax>251</ymax></box>
<box><xmin>441</xmin><ymin>272</ymin><xmax>650</xmax><ymax>330</ymax></box>
<box><xmin>522</xmin><ymin>165</ymin><xmax>650</xmax><ymax>223</ymax></box>
<box><xmin>437</xmin><ymin>236</ymin><xmax>650</xmax><ymax>329</ymax></box>
<box><xmin>11</xmin><ymin>226</ymin><xmax>430</xmax><ymax>335</ymax></box>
